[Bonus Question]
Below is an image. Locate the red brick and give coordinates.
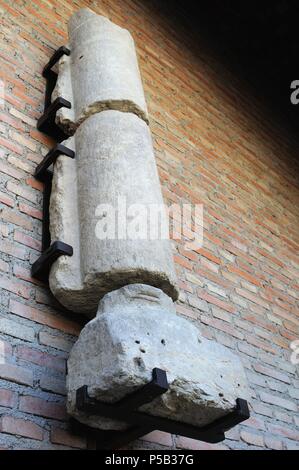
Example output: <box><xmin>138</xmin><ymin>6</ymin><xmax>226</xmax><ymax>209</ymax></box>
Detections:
<box><xmin>271</xmin><ymin>335</ymin><xmax>290</xmax><ymax>350</ymax></box>
<box><xmin>30</xmin><ymin>129</ymin><xmax>54</xmax><ymax>147</ymax></box>
<box><xmin>273</xmin><ymin>305</ymin><xmax>299</xmax><ymax>326</ymax></box>
<box><xmin>240</xmin><ymin>430</ymin><xmax>264</xmax><ymax>447</ymax></box>
<box><xmin>19</xmin><ymin>396</ymin><xmax>67</xmax><ymax>421</ymax></box>
<box><xmin>227</xmin><ymin>265</ymin><xmax>261</xmax><ymax>286</ymax></box>
<box><xmin>176</xmin><ymin>436</ymin><xmax>228</xmax><ymax>450</ymax></box>
<box><xmin>197</xmin><ymin>288</ymin><xmax>236</xmax><ymax>313</ymax></box>
<box><xmin>178</xmin><ymin>279</ymin><xmax>194</xmax><ymax>293</ymax></box>
<box><xmin>260</xmin><ymin>392</ymin><xmax>297</xmax><ymax>411</ymax></box>
<box><xmin>0</xmin><ymin>136</ymin><xmax>23</xmax><ymax>155</ymax></box>
<box><xmin>0</xmin><ymin>112</ymin><xmax>25</xmax><ymax>131</ymax></box>
<box><xmin>222</xmin><ymin>243</ymin><xmax>256</xmax><ymax>266</ymax></box>
<box><xmin>173</xmin><ymin>254</ymin><xmax>193</xmax><ymax>271</ymax></box>
<box><xmin>0</xmin><ymin>364</ymin><xmax>33</xmax><ymax>386</ymax></box>
<box><xmin>25</xmin><ymin>177</ymin><xmax>44</xmax><ymax>192</ymax></box>
<box><xmin>178</xmin><ymin>247</ymin><xmax>198</xmax><ymax>262</ymax></box>
<box><xmin>0</xmin><ymin>259</ymin><xmax>9</xmax><ymax>272</ymax></box>
<box><xmin>0</xmin><ymin>191</ymin><xmax>14</xmax><ymax>207</ymax></box>
<box><xmin>246</xmin><ymin>335</ymin><xmax>276</xmax><ymax>354</ymax></box>
<box><xmin>10</xmin><ymin>300</ymin><xmax>81</xmax><ymax>336</ymax></box>
<box><xmin>176</xmin><ymin>303</ymin><xmax>198</xmax><ymax>319</ymax></box>
<box><xmin>0</xmin><ymin>160</ymin><xmax>24</xmax><ymax>180</ymax></box>
<box><xmin>195</xmin><ymin>247</ymin><xmax>221</xmax><ymax>265</ymax></box>
<box><xmin>267</xmin><ymin>423</ymin><xmax>299</xmax><ymax>441</ymax></box>
<box><xmin>13</xmin><ymin>264</ymin><xmax>41</xmax><ymax>285</ymax></box>
<box><xmin>242</xmin><ymin>416</ymin><xmax>266</xmax><ymax>431</ymax></box>
<box><xmin>236</xmin><ymin>288</ymin><xmax>269</xmax><ymax>309</ymax></box>
<box><xmin>201</xmin><ymin>315</ymin><xmax>244</xmax><ymax>339</ymax></box>
<box><xmin>50</xmin><ymin>428</ymin><xmax>86</xmax><ymax>449</ymax></box>
<box><xmin>10</xmin><ymin>131</ymin><xmax>37</xmax><ymax>152</ymax></box>
<box><xmin>200</xmin><ymin>257</ymin><xmax>220</xmax><ymax>273</ymax></box>
<box><xmin>4</xmin><ymin>92</ymin><xmax>25</xmax><ymax>111</ymax></box>
<box><xmin>39</xmin><ymin>375</ymin><xmax>66</xmax><ymax>396</ymax></box>
<box><xmin>142</xmin><ymin>431</ymin><xmax>172</xmax><ymax>447</ymax></box>
<box><xmin>0</xmin><ymin>239</ymin><xmax>27</xmax><ymax>260</ymax></box>
<box><xmin>264</xmin><ymin>436</ymin><xmax>284</xmax><ymax>450</ymax></box>
<box><xmin>16</xmin><ymin>345</ymin><xmax>66</xmax><ymax>373</ymax></box>
<box><xmin>204</xmin><ymin>231</ymin><xmax>223</xmax><ymax>247</ymax></box>
<box><xmin>1</xmin><ymin>208</ymin><xmax>33</xmax><ymax>230</ymax></box>
<box><xmin>0</xmin><ymin>416</ymin><xmax>43</xmax><ymax>440</ymax></box>
<box><xmin>251</xmin><ymin>402</ymin><xmax>273</xmax><ymax>418</ymax></box>
<box><xmin>8</xmin><ymin>156</ymin><xmax>33</xmax><ymax>174</ymax></box>
<box><xmin>38</xmin><ymin>331</ymin><xmax>73</xmax><ymax>352</ymax></box>
<box><xmin>19</xmin><ymin>202</ymin><xmax>43</xmax><ymax>220</ymax></box>
<box><xmin>9</xmin><ymin>107</ymin><xmax>36</xmax><ymax>127</ymax></box>
<box><xmin>195</xmin><ymin>267</ymin><xmax>231</xmax><ymax>288</ymax></box>
<box><xmin>6</xmin><ymin>181</ymin><xmax>37</xmax><ymax>203</ymax></box>
<box><xmin>0</xmin><ymin>389</ymin><xmax>17</xmax><ymax>408</ymax></box>
<box><xmin>14</xmin><ymin>231</ymin><xmax>41</xmax><ymax>251</ymax></box>
<box><xmin>279</xmin><ymin>327</ymin><xmax>297</xmax><ymax>341</ymax></box>
<box><xmin>242</xmin><ymin>312</ymin><xmax>277</xmax><ymax>333</ymax></box>
<box><xmin>0</xmin><ymin>276</ymin><xmax>31</xmax><ymax>299</ymax></box>
<box><xmin>257</xmin><ymin>248</ymin><xmax>284</xmax><ymax>268</ymax></box>
<box><xmin>253</xmin><ymin>363</ymin><xmax>291</xmax><ymax>384</ymax></box>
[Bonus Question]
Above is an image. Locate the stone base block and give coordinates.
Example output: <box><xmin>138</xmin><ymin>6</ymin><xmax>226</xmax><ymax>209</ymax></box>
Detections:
<box><xmin>67</xmin><ymin>284</ymin><xmax>250</xmax><ymax>430</ymax></box>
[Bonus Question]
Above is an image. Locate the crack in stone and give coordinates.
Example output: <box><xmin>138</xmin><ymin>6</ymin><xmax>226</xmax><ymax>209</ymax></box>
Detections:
<box><xmin>57</xmin><ymin>99</ymin><xmax>149</xmax><ymax>137</ymax></box>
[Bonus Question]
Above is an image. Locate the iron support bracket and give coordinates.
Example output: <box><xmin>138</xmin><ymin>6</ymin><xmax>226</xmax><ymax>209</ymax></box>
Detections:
<box><xmin>31</xmin><ymin>241</ymin><xmax>73</xmax><ymax>282</ymax></box>
<box><xmin>31</xmin><ymin>144</ymin><xmax>74</xmax><ymax>281</ymax></box>
<box><xmin>72</xmin><ymin>368</ymin><xmax>250</xmax><ymax>450</ymax></box>
<box><xmin>37</xmin><ymin>46</ymin><xmax>71</xmax><ymax>141</ymax></box>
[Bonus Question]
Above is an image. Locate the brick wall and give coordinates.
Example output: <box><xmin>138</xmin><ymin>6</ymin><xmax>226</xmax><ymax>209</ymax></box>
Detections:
<box><xmin>0</xmin><ymin>0</ymin><xmax>299</xmax><ymax>450</ymax></box>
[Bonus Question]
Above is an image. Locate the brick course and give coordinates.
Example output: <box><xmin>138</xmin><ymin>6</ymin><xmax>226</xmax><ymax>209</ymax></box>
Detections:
<box><xmin>0</xmin><ymin>0</ymin><xmax>298</xmax><ymax>450</ymax></box>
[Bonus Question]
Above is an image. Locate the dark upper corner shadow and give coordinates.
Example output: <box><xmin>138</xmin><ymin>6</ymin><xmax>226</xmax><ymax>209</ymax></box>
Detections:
<box><xmin>143</xmin><ymin>0</ymin><xmax>299</xmax><ymax>152</ymax></box>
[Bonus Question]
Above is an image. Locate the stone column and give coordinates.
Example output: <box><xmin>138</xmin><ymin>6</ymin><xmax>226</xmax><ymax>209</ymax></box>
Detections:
<box><xmin>48</xmin><ymin>8</ymin><xmax>249</xmax><ymax>432</ymax></box>
<box><xmin>49</xmin><ymin>9</ymin><xmax>178</xmax><ymax>316</ymax></box>
<box><xmin>52</xmin><ymin>8</ymin><xmax>148</xmax><ymax>134</ymax></box>
<box><xmin>49</xmin><ymin>110</ymin><xmax>178</xmax><ymax>316</ymax></box>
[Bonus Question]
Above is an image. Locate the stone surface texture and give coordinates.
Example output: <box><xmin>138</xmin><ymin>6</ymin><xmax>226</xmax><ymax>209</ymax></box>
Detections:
<box><xmin>49</xmin><ymin>111</ymin><xmax>179</xmax><ymax>315</ymax></box>
<box><xmin>50</xmin><ymin>8</ymin><xmax>250</xmax><ymax>435</ymax></box>
<box><xmin>67</xmin><ymin>284</ymin><xmax>250</xmax><ymax>430</ymax></box>
<box><xmin>52</xmin><ymin>8</ymin><xmax>148</xmax><ymax>134</ymax></box>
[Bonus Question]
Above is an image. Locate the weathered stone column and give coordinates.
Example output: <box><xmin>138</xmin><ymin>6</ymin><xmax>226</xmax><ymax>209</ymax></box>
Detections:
<box><xmin>47</xmin><ymin>8</ymin><xmax>249</xmax><ymax>434</ymax></box>
<box><xmin>49</xmin><ymin>110</ymin><xmax>178</xmax><ymax>315</ymax></box>
<box><xmin>52</xmin><ymin>8</ymin><xmax>148</xmax><ymax>134</ymax></box>
<box><xmin>49</xmin><ymin>10</ymin><xmax>178</xmax><ymax>316</ymax></box>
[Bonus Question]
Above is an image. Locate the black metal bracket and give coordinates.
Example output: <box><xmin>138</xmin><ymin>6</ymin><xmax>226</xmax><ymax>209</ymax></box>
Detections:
<box><xmin>33</xmin><ymin>46</ymin><xmax>75</xmax><ymax>281</ymax></box>
<box><xmin>37</xmin><ymin>46</ymin><xmax>71</xmax><ymax>142</ymax></box>
<box><xmin>31</xmin><ymin>241</ymin><xmax>73</xmax><ymax>282</ymax></box>
<box><xmin>35</xmin><ymin>143</ymin><xmax>75</xmax><ymax>183</ymax></box>
<box><xmin>31</xmin><ymin>143</ymin><xmax>75</xmax><ymax>281</ymax></box>
<box><xmin>72</xmin><ymin>368</ymin><xmax>250</xmax><ymax>450</ymax></box>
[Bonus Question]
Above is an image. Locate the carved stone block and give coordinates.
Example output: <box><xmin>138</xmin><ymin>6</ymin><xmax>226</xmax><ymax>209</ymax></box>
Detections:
<box><xmin>67</xmin><ymin>284</ymin><xmax>250</xmax><ymax>430</ymax></box>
